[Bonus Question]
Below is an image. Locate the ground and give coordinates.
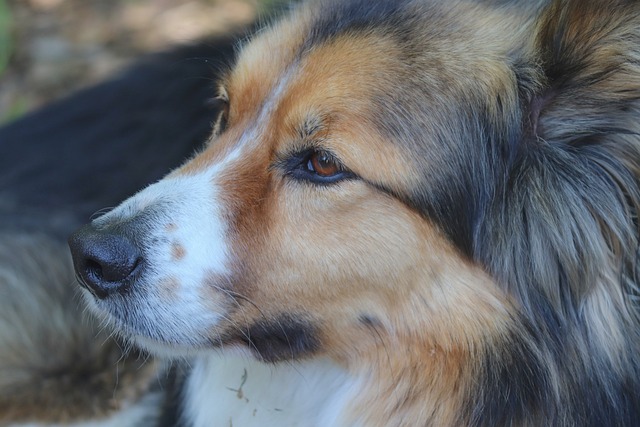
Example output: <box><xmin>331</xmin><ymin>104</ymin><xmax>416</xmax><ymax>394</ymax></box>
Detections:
<box><xmin>0</xmin><ymin>0</ymin><xmax>271</xmax><ymax>124</ymax></box>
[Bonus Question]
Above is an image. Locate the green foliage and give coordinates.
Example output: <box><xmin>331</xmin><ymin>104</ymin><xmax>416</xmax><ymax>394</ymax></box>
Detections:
<box><xmin>1</xmin><ymin>96</ymin><xmax>28</xmax><ymax>125</ymax></box>
<box><xmin>0</xmin><ymin>0</ymin><xmax>11</xmax><ymax>76</ymax></box>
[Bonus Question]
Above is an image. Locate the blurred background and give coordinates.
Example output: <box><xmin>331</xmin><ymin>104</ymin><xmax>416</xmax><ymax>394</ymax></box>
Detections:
<box><xmin>0</xmin><ymin>0</ymin><xmax>281</xmax><ymax>125</ymax></box>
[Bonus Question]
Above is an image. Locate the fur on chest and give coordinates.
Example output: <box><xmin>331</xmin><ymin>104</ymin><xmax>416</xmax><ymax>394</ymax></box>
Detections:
<box><xmin>182</xmin><ymin>355</ymin><xmax>354</xmax><ymax>427</ymax></box>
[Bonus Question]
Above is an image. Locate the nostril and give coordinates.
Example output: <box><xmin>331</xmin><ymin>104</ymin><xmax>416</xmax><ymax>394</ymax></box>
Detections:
<box><xmin>85</xmin><ymin>259</ymin><xmax>103</xmax><ymax>280</ymax></box>
<box><xmin>68</xmin><ymin>224</ymin><xmax>144</xmax><ymax>299</ymax></box>
<box><xmin>92</xmin><ymin>253</ymin><xmax>140</xmax><ymax>283</ymax></box>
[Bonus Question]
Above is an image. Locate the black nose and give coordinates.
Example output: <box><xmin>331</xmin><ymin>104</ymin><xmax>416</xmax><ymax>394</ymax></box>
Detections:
<box><xmin>68</xmin><ymin>225</ymin><xmax>142</xmax><ymax>299</ymax></box>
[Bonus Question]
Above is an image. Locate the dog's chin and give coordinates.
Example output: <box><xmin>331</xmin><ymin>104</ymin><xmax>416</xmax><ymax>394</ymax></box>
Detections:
<box><xmin>131</xmin><ymin>335</ymin><xmax>212</xmax><ymax>359</ymax></box>
<box><xmin>80</xmin><ymin>290</ymin><xmax>223</xmax><ymax>359</ymax></box>
<box><xmin>120</xmin><ymin>320</ymin><xmax>257</xmax><ymax>361</ymax></box>
<box><xmin>108</xmin><ymin>320</ymin><xmax>220</xmax><ymax>359</ymax></box>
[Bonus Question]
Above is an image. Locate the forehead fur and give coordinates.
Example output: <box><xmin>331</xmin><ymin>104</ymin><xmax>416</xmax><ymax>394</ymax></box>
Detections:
<box><xmin>226</xmin><ymin>0</ymin><xmax>537</xmax><ymax>253</ymax></box>
<box><xmin>225</xmin><ymin>25</ymin><xmax>421</xmax><ymax>191</ymax></box>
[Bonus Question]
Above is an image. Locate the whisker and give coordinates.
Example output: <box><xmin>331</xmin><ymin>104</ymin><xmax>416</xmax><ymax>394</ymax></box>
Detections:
<box><xmin>91</xmin><ymin>206</ymin><xmax>116</xmax><ymax>220</ymax></box>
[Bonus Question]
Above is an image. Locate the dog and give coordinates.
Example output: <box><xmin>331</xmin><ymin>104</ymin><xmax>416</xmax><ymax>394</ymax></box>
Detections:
<box><xmin>40</xmin><ymin>0</ymin><xmax>640</xmax><ymax>425</ymax></box>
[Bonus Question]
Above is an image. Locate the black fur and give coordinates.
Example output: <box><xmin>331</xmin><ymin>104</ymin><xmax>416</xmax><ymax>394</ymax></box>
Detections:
<box><xmin>301</xmin><ymin>0</ymin><xmax>408</xmax><ymax>55</ymax></box>
<box><xmin>471</xmin><ymin>319</ymin><xmax>550</xmax><ymax>426</ymax></box>
<box><xmin>0</xmin><ymin>38</ymin><xmax>237</xmax><ymax>237</ymax></box>
<box><xmin>157</xmin><ymin>365</ymin><xmax>190</xmax><ymax>427</ymax></box>
<box><xmin>242</xmin><ymin>314</ymin><xmax>320</xmax><ymax>363</ymax></box>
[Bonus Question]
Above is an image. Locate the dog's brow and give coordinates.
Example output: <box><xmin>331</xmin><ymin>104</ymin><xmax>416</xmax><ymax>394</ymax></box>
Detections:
<box><xmin>298</xmin><ymin>115</ymin><xmax>324</xmax><ymax>139</ymax></box>
<box><xmin>234</xmin><ymin>65</ymin><xmax>299</xmax><ymax>153</ymax></box>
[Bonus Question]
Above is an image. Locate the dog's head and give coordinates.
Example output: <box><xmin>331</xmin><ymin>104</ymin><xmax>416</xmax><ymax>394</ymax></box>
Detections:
<box><xmin>69</xmin><ymin>0</ymin><xmax>640</xmax><ymax>373</ymax></box>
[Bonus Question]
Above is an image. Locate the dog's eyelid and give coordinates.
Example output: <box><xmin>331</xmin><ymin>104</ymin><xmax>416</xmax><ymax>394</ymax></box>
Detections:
<box><xmin>275</xmin><ymin>144</ymin><xmax>336</xmax><ymax>166</ymax></box>
<box><xmin>275</xmin><ymin>146</ymin><xmax>356</xmax><ymax>185</ymax></box>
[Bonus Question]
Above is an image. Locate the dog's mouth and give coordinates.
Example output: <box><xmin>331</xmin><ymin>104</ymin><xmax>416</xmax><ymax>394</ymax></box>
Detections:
<box><xmin>79</xmin><ymin>285</ymin><xmax>233</xmax><ymax>357</ymax></box>
<box><xmin>80</xmin><ymin>281</ymin><xmax>321</xmax><ymax>363</ymax></box>
<box><xmin>69</xmin><ymin>221</ymin><xmax>322</xmax><ymax>363</ymax></box>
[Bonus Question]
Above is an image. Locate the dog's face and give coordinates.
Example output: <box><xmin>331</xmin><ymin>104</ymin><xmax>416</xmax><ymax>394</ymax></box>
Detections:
<box><xmin>69</xmin><ymin>2</ymin><xmax>518</xmax><ymax>363</ymax></box>
<box><xmin>66</xmin><ymin>0</ymin><xmax>640</xmax><ymax>423</ymax></box>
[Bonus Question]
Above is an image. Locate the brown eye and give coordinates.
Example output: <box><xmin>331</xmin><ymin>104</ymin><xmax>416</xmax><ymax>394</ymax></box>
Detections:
<box><xmin>308</xmin><ymin>151</ymin><xmax>340</xmax><ymax>177</ymax></box>
<box><xmin>284</xmin><ymin>148</ymin><xmax>354</xmax><ymax>184</ymax></box>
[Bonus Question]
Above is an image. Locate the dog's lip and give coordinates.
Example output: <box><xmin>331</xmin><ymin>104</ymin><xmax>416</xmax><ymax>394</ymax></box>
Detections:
<box><xmin>86</xmin><ymin>299</ymin><xmax>226</xmax><ymax>349</ymax></box>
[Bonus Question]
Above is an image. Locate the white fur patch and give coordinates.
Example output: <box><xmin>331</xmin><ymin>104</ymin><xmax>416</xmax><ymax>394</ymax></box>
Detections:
<box><xmin>184</xmin><ymin>353</ymin><xmax>355</xmax><ymax>427</ymax></box>
<box><xmin>91</xmin><ymin>168</ymin><xmax>232</xmax><ymax>348</ymax></box>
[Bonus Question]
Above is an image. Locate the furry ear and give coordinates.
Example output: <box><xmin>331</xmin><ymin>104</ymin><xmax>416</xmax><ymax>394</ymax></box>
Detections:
<box><xmin>479</xmin><ymin>0</ymin><xmax>640</xmax><ymax>319</ymax></box>
<box><xmin>530</xmin><ymin>0</ymin><xmax>640</xmax><ymax>151</ymax></box>
<box><xmin>529</xmin><ymin>0</ymin><xmax>640</xmax><ymax>279</ymax></box>
<box><xmin>473</xmin><ymin>6</ymin><xmax>640</xmax><ymax>417</ymax></box>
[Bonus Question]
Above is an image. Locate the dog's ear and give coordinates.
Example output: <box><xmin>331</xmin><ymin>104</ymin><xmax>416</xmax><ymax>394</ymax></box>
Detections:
<box><xmin>528</xmin><ymin>0</ymin><xmax>640</xmax><ymax>155</ymax></box>
<box><xmin>480</xmin><ymin>0</ymin><xmax>640</xmax><ymax>318</ymax></box>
